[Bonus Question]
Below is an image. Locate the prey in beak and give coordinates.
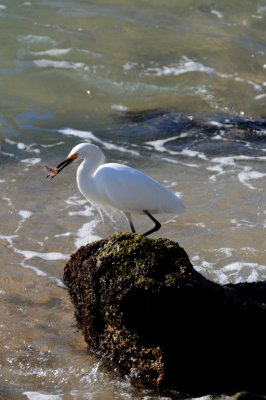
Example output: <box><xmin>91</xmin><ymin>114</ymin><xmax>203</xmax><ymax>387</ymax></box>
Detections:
<box><xmin>46</xmin><ymin>154</ymin><xmax>78</xmax><ymax>180</ymax></box>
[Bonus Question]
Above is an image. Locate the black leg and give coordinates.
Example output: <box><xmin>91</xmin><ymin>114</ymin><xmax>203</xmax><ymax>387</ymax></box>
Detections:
<box><xmin>124</xmin><ymin>212</ymin><xmax>136</xmax><ymax>233</ymax></box>
<box><xmin>143</xmin><ymin>210</ymin><xmax>161</xmax><ymax>236</ymax></box>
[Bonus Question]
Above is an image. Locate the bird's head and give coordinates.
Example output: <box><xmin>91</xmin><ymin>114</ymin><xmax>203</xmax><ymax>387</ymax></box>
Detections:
<box><xmin>45</xmin><ymin>143</ymin><xmax>104</xmax><ymax>179</ymax></box>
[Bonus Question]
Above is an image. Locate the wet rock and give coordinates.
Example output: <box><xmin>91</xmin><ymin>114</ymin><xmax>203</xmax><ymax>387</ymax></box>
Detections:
<box><xmin>63</xmin><ymin>232</ymin><xmax>266</xmax><ymax>395</ymax></box>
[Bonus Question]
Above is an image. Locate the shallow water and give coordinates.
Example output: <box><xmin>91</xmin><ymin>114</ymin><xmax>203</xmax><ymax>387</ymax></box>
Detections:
<box><xmin>0</xmin><ymin>0</ymin><xmax>266</xmax><ymax>399</ymax></box>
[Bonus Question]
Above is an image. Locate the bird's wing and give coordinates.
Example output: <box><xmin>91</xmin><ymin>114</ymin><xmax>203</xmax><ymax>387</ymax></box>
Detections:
<box><xmin>95</xmin><ymin>163</ymin><xmax>184</xmax><ymax>213</ymax></box>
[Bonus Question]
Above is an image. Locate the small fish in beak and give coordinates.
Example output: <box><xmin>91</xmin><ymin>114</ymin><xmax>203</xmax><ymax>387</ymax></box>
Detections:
<box><xmin>45</xmin><ymin>166</ymin><xmax>58</xmax><ymax>179</ymax></box>
<box><xmin>45</xmin><ymin>154</ymin><xmax>78</xmax><ymax>180</ymax></box>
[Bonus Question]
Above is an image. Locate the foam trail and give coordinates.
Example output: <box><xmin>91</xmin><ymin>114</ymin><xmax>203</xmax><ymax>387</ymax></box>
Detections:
<box><xmin>5</xmin><ymin>138</ymin><xmax>40</xmax><ymax>154</ymax></box>
<box><xmin>65</xmin><ymin>195</ymin><xmax>87</xmax><ymax>206</ymax></box>
<box><xmin>68</xmin><ymin>205</ymin><xmax>93</xmax><ymax>217</ymax></box>
<box><xmin>1</xmin><ymin>235</ymin><xmax>69</xmax><ymax>283</ymax></box>
<box><xmin>18</xmin><ymin>210</ymin><xmax>33</xmax><ymax>219</ymax></box>
<box><xmin>20</xmin><ymin>259</ymin><xmax>47</xmax><ymax>277</ymax></box>
<box><xmin>211</xmin><ymin>9</ymin><xmax>223</xmax><ymax>18</ymax></box>
<box><xmin>21</xmin><ymin>158</ymin><xmax>41</xmax><ymax>166</ymax></box>
<box><xmin>58</xmin><ymin>128</ymin><xmax>101</xmax><ymax>142</ymax></box>
<box><xmin>144</xmin><ymin>57</ymin><xmax>216</xmax><ymax>76</ymax></box>
<box><xmin>32</xmin><ymin>48</ymin><xmax>72</xmax><ymax>56</ymax></box>
<box><xmin>238</xmin><ymin>168</ymin><xmax>266</xmax><ymax>190</ymax></box>
<box><xmin>75</xmin><ymin>220</ymin><xmax>101</xmax><ymax>248</ymax></box>
<box><xmin>16</xmin><ymin>210</ymin><xmax>33</xmax><ymax>233</ymax></box>
<box><xmin>17</xmin><ymin>35</ymin><xmax>58</xmax><ymax>46</ymax></box>
<box><xmin>0</xmin><ymin>234</ymin><xmax>18</xmax><ymax>246</ymax></box>
<box><xmin>23</xmin><ymin>392</ymin><xmax>62</xmax><ymax>400</ymax></box>
<box><xmin>219</xmin><ymin>262</ymin><xmax>266</xmax><ymax>284</ymax></box>
<box><xmin>33</xmin><ymin>59</ymin><xmax>89</xmax><ymax>72</ymax></box>
<box><xmin>15</xmin><ymin>249</ymin><xmax>68</xmax><ymax>261</ymax></box>
<box><xmin>59</xmin><ymin>128</ymin><xmax>139</xmax><ymax>155</ymax></box>
<box><xmin>146</xmin><ymin>136</ymin><xmax>181</xmax><ymax>154</ymax></box>
<box><xmin>111</xmin><ymin>104</ymin><xmax>129</xmax><ymax>111</ymax></box>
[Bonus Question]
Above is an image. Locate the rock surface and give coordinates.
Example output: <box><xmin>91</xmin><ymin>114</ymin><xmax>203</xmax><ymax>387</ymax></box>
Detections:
<box><xmin>63</xmin><ymin>232</ymin><xmax>266</xmax><ymax>395</ymax></box>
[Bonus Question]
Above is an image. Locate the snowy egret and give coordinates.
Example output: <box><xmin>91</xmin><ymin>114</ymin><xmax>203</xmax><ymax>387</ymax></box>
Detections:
<box><xmin>46</xmin><ymin>143</ymin><xmax>185</xmax><ymax>235</ymax></box>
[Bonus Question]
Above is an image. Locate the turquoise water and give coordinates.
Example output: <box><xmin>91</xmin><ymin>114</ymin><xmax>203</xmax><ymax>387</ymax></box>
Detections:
<box><xmin>0</xmin><ymin>1</ymin><xmax>266</xmax><ymax>399</ymax></box>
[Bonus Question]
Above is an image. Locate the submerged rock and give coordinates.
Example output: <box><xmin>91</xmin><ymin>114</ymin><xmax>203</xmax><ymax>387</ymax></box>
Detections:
<box><xmin>63</xmin><ymin>232</ymin><xmax>266</xmax><ymax>395</ymax></box>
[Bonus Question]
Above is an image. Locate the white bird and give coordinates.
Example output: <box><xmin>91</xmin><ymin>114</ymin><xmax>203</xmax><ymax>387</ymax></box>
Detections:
<box><xmin>46</xmin><ymin>143</ymin><xmax>185</xmax><ymax>236</ymax></box>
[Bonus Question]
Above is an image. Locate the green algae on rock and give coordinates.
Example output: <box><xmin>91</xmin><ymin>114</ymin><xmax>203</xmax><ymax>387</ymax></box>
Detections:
<box><xmin>63</xmin><ymin>232</ymin><xmax>266</xmax><ymax>395</ymax></box>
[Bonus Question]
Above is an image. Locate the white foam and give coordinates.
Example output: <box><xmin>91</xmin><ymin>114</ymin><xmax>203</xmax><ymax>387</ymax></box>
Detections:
<box><xmin>111</xmin><ymin>104</ymin><xmax>129</xmax><ymax>112</ymax></box>
<box><xmin>207</xmin><ymin>165</ymin><xmax>224</xmax><ymax>173</ymax></box>
<box><xmin>59</xmin><ymin>128</ymin><xmax>139</xmax><ymax>156</ymax></box>
<box><xmin>210</xmin><ymin>156</ymin><xmax>236</xmax><ymax>165</ymax></box>
<box><xmin>65</xmin><ymin>195</ymin><xmax>87</xmax><ymax>206</ymax></box>
<box><xmin>101</xmin><ymin>141</ymin><xmax>139</xmax><ymax>155</ymax></box>
<box><xmin>219</xmin><ymin>262</ymin><xmax>266</xmax><ymax>284</ymax></box>
<box><xmin>146</xmin><ymin>136</ymin><xmax>180</xmax><ymax>154</ymax></box>
<box><xmin>54</xmin><ymin>232</ymin><xmax>71</xmax><ymax>237</ymax></box>
<box><xmin>208</xmin><ymin>155</ymin><xmax>266</xmax><ymax>182</ymax></box>
<box><xmin>68</xmin><ymin>205</ymin><xmax>93</xmax><ymax>217</ymax></box>
<box><xmin>34</xmin><ymin>59</ymin><xmax>89</xmax><ymax>72</ymax></box>
<box><xmin>5</xmin><ymin>138</ymin><xmax>40</xmax><ymax>154</ymax></box>
<box><xmin>193</xmin><ymin>253</ymin><xmax>266</xmax><ymax>285</ymax></box>
<box><xmin>0</xmin><ymin>235</ymin><xmax>67</xmax><ymax>281</ymax></box>
<box><xmin>211</xmin><ymin>9</ymin><xmax>223</xmax><ymax>18</ymax></box>
<box><xmin>123</xmin><ymin>61</ymin><xmax>138</xmax><ymax>71</ymax></box>
<box><xmin>161</xmin><ymin>157</ymin><xmax>199</xmax><ymax>168</ymax></box>
<box><xmin>41</xmin><ymin>142</ymin><xmax>65</xmax><ymax>148</ymax></box>
<box><xmin>59</xmin><ymin>128</ymin><xmax>101</xmax><ymax>142</ymax></box>
<box><xmin>21</xmin><ymin>158</ymin><xmax>41</xmax><ymax>166</ymax></box>
<box><xmin>191</xmin><ymin>396</ymin><xmax>213</xmax><ymax>400</ymax></box>
<box><xmin>17</xmin><ymin>35</ymin><xmax>58</xmax><ymax>46</ymax></box>
<box><xmin>18</xmin><ymin>210</ymin><xmax>33</xmax><ymax>219</ymax></box>
<box><xmin>15</xmin><ymin>249</ymin><xmax>68</xmax><ymax>261</ymax></box>
<box><xmin>0</xmin><ymin>234</ymin><xmax>17</xmax><ymax>246</ymax></box>
<box><xmin>24</xmin><ymin>392</ymin><xmax>62</xmax><ymax>400</ymax></box>
<box><xmin>192</xmin><ymin>258</ymin><xmax>216</xmax><ymax>275</ymax></box>
<box><xmin>238</xmin><ymin>168</ymin><xmax>266</xmax><ymax>190</ymax></box>
<box><xmin>208</xmin><ymin>121</ymin><xmax>228</xmax><ymax>128</ymax></box>
<box><xmin>231</xmin><ymin>218</ymin><xmax>256</xmax><ymax>228</ymax></box>
<box><xmin>50</xmin><ymin>276</ymin><xmax>66</xmax><ymax>288</ymax></box>
<box><xmin>2</xmin><ymin>196</ymin><xmax>13</xmax><ymax>207</ymax></box>
<box><xmin>31</xmin><ymin>48</ymin><xmax>72</xmax><ymax>57</ymax></box>
<box><xmin>144</xmin><ymin>57</ymin><xmax>215</xmax><ymax>77</ymax></box>
<box><xmin>181</xmin><ymin>149</ymin><xmax>208</xmax><ymax>160</ymax></box>
<box><xmin>32</xmin><ymin>47</ymin><xmax>103</xmax><ymax>59</ymax></box>
<box><xmin>20</xmin><ymin>259</ymin><xmax>47</xmax><ymax>277</ymax></box>
<box><xmin>0</xmin><ymin>4</ymin><xmax>6</xmax><ymax>9</ymax></box>
<box><xmin>75</xmin><ymin>220</ymin><xmax>101</xmax><ymax>248</ymax></box>
<box><xmin>217</xmin><ymin>248</ymin><xmax>234</xmax><ymax>257</ymax></box>
<box><xmin>15</xmin><ymin>211</ymin><xmax>33</xmax><ymax>233</ymax></box>
<box><xmin>255</xmin><ymin>93</ymin><xmax>266</xmax><ymax>100</ymax></box>
<box><xmin>1</xmin><ymin>151</ymin><xmax>15</xmax><ymax>158</ymax></box>
<box><xmin>20</xmin><ymin>210</ymin><xmax>32</xmax><ymax>219</ymax></box>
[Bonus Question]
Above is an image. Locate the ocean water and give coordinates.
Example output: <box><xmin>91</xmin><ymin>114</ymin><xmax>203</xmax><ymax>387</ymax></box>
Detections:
<box><xmin>0</xmin><ymin>0</ymin><xmax>266</xmax><ymax>399</ymax></box>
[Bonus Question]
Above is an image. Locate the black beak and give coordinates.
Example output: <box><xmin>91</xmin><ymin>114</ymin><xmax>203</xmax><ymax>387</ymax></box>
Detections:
<box><xmin>56</xmin><ymin>157</ymin><xmax>74</xmax><ymax>173</ymax></box>
<box><xmin>46</xmin><ymin>157</ymin><xmax>74</xmax><ymax>180</ymax></box>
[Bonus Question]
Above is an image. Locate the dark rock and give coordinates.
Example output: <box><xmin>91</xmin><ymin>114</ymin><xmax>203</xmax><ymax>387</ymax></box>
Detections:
<box><xmin>63</xmin><ymin>232</ymin><xmax>266</xmax><ymax>395</ymax></box>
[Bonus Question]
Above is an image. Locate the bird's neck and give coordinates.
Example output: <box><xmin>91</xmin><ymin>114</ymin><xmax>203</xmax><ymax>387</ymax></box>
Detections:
<box><xmin>77</xmin><ymin>156</ymin><xmax>104</xmax><ymax>202</ymax></box>
<box><xmin>76</xmin><ymin>152</ymin><xmax>105</xmax><ymax>194</ymax></box>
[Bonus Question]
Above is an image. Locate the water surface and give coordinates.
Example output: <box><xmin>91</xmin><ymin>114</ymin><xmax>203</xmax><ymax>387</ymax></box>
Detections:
<box><xmin>1</xmin><ymin>0</ymin><xmax>266</xmax><ymax>399</ymax></box>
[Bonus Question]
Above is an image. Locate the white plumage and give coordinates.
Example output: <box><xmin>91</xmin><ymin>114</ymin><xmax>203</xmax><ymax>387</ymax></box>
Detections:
<box><xmin>47</xmin><ymin>143</ymin><xmax>185</xmax><ymax>235</ymax></box>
